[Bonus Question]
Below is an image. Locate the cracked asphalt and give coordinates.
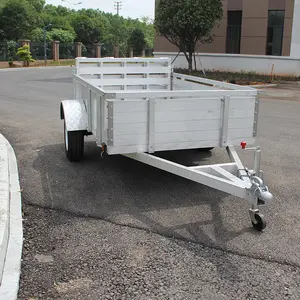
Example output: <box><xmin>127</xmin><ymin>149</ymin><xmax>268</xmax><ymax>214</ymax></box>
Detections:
<box><xmin>0</xmin><ymin>68</ymin><xmax>300</xmax><ymax>299</ymax></box>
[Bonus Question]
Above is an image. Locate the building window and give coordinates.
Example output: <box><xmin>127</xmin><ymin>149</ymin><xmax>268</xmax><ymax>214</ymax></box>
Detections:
<box><xmin>267</xmin><ymin>10</ymin><xmax>285</xmax><ymax>56</ymax></box>
<box><xmin>226</xmin><ymin>11</ymin><xmax>242</xmax><ymax>54</ymax></box>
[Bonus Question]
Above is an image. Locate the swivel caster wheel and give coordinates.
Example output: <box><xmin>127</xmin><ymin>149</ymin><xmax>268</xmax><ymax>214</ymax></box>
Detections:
<box><xmin>251</xmin><ymin>213</ymin><xmax>266</xmax><ymax>231</ymax></box>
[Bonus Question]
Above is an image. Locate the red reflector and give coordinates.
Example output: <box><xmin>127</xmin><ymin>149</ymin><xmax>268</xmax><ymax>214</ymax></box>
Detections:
<box><xmin>241</xmin><ymin>141</ymin><xmax>247</xmax><ymax>149</ymax></box>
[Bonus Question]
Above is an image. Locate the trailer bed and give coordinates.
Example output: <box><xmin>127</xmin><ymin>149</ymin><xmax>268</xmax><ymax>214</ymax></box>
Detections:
<box><xmin>70</xmin><ymin>58</ymin><xmax>258</xmax><ymax>155</ymax></box>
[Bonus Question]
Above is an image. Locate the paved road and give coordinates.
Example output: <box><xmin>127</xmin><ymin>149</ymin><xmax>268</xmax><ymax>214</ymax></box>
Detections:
<box><xmin>1</xmin><ymin>68</ymin><xmax>300</xmax><ymax>299</ymax></box>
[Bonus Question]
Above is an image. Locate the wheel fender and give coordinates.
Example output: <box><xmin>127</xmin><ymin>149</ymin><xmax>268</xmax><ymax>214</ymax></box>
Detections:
<box><xmin>60</xmin><ymin>99</ymin><xmax>88</xmax><ymax>132</ymax></box>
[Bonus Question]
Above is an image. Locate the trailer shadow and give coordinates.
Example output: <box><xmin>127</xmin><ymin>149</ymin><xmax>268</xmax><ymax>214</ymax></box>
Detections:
<box><xmin>32</xmin><ymin>140</ymin><xmax>254</xmax><ymax>272</ymax></box>
<box><xmin>33</xmin><ymin>139</ymin><xmax>252</xmax><ymax>231</ymax></box>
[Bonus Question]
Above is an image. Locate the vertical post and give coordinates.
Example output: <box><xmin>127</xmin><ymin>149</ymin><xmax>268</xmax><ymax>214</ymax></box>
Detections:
<box><xmin>220</xmin><ymin>96</ymin><xmax>230</xmax><ymax>147</ymax></box>
<box><xmin>75</xmin><ymin>82</ymin><xmax>81</xmax><ymax>100</ymax></box>
<box><xmin>114</xmin><ymin>46</ymin><xmax>119</xmax><ymax>58</ymax></box>
<box><xmin>96</xmin><ymin>97</ymin><xmax>101</xmax><ymax>143</ymax></box>
<box><xmin>148</xmin><ymin>98</ymin><xmax>155</xmax><ymax>153</ymax></box>
<box><xmin>44</xmin><ymin>30</ymin><xmax>47</xmax><ymax>65</ymax></box>
<box><xmin>57</xmin><ymin>42</ymin><xmax>60</xmax><ymax>61</ymax></box>
<box><xmin>43</xmin><ymin>24</ymin><xmax>51</xmax><ymax>65</ymax></box>
<box><xmin>129</xmin><ymin>48</ymin><xmax>133</xmax><ymax>58</ymax></box>
<box><xmin>170</xmin><ymin>66</ymin><xmax>174</xmax><ymax>90</ymax></box>
<box><xmin>253</xmin><ymin>96</ymin><xmax>259</xmax><ymax>137</ymax></box>
<box><xmin>142</xmin><ymin>49</ymin><xmax>146</xmax><ymax>57</ymax></box>
<box><xmin>97</xmin><ymin>96</ymin><xmax>106</xmax><ymax>144</ymax></box>
<box><xmin>19</xmin><ymin>39</ymin><xmax>30</xmax><ymax>48</ymax></box>
<box><xmin>73</xmin><ymin>77</ymin><xmax>77</xmax><ymax>99</ymax></box>
<box><xmin>95</xmin><ymin>43</ymin><xmax>101</xmax><ymax>58</ymax></box>
<box><xmin>75</xmin><ymin>42</ymin><xmax>82</xmax><ymax>58</ymax></box>
<box><xmin>253</xmin><ymin>147</ymin><xmax>261</xmax><ymax>175</ymax></box>
<box><xmin>88</xmin><ymin>90</ymin><xmax>92</xmax><ymax>132</ymax></box>
<box><xmin>107</xmin><ymin>100</ymin><xmax>114</xmax><ymax>146</ymax></box>
<box><xmin>52</xmin><ymin>41</ymin><xmax>60</xmax><ymax>62</ymax></box>
<box><xmin>101</xmin><ymin>96</ymin><xmax>106</xmax><ymax>144</ymax></box>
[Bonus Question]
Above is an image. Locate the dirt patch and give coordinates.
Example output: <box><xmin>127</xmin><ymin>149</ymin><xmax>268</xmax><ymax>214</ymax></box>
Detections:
<box><xmin>0</xmin><ymin>59</ymin><xmax>75</xmax><ymax>69</ymax></box>
<box><xmin>175</xmin><ymin>68</ymin><xmax>300</xmax><ymax>86</ymax></box>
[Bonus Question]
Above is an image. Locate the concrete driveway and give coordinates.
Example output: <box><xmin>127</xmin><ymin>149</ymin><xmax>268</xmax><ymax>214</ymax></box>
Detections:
<box><xmin>1</xmin><ymin>68</ymin><xmax>300</xmax><ymax>299</ymax></box>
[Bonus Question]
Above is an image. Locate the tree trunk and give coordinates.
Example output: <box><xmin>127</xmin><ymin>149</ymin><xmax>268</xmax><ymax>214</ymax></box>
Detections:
<box><xmin>188</xmin><ymin>52</ymin><xmax>193</xmax><ymax>74</ymax></box>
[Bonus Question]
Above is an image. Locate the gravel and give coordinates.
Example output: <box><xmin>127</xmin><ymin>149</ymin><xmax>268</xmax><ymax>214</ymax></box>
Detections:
<box><xmin>18</xmin><ymin>204</ymin><xmax>300</xmax><ymax>300</ymax></box>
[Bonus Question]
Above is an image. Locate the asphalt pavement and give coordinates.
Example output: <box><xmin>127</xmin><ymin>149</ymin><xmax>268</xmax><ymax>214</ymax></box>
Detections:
<box><xmin>1</xmin><ymin>68</ymin><xmax>300</xmax><ymax>299</ymax></box>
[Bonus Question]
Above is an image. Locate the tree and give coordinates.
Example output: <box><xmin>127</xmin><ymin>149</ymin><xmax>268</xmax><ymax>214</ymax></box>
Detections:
<box><xmin>16</xmin><ymin>45</ymin><xmax>35</xmax><ymax>66</ymax></box>
<box><xmin>49</xmin><ymin>29</ymin><xmax>75</xmax><ymax>43</ymax></box>
<box><xmin>0</xmin><ymin>0</ymin><xmax>7</xmax><ymax>8</ymax></box>
<box><xmin>29</xmin><ymin>28</ymin><xmax>75</xmax><ymax>43</ymax></box>
<box><xmin>155</xmin><ymin>0</ymin><xmax>223</xmax><ymax>72</ymax></box>
<box><xmin>0</xmin><ymin>1</ymin><xmax>155</xmax><ymax>60</ymax></box>
<box><xmin>27</xmin><ymin>0</ymin><xmax>45</xmax><ymax>12</ymax></box>
<box><xmin>138</xmin><ymin>17</ymin><xmax>155</xmax><ymax>49</ymax></box>
<box><xmin>71</xmin><ymin>13</ymin><xmax>107</xmax><ymax>44</ymax></box>
<box><xmin>28</xmin><ymin>28</ymin><xmax>49</xmax><ymax>42</ymax></box>
<box><xmin>140</xmin><ymin>16</ymin><xmax>153</xmax><ymax>25</ymax></box>
<box><xmin>128</xmin><ymin>28</ymin><xmax>146</xmax><ymax>55</ymax></box>
<box><xmin>40</xmin><ymin>11</ymin><xmax>74</xmax><ymax>32</ymax></box>
<box><xmin>106</xmin><ymin>16</ymin><xmax>129</xmax><ymax>56</ymax></box>
<box><xmin>42</xmin><ymin>4</ymin><xmax>59</xmax><ymax>16</ymax></box>
<box><xmin>0</xmin><ymin>0</ymin><xmax>38</xmax><ymax>40</ymax></box>
<box><xmin>56</xmin><ymin>5</ymin><xmax>71</xmax><ymax>16</ymax></box>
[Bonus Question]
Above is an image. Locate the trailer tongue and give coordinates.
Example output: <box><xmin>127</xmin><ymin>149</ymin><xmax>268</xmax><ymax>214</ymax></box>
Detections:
<box><xmin>60</xmin><ymin>57</ymin><xmax>273</xmax><ymax>231</ymax></box>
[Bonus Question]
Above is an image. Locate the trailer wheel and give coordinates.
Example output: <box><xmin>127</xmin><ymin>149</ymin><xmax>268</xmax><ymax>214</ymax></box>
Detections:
<box><xmin>251</xmin><ymin>213</ymin><xmax>266</xmax><ymax>231</ymax></box>
<box><xmin>64</xmin><ymin>122</ymin><xmax>84</xmax><ymax>162</ymax></box>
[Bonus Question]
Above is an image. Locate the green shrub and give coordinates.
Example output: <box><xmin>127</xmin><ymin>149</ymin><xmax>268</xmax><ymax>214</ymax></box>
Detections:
<box><xmin>6</xmin><ymin>40</ymin><xmax>17</xmax><ymax>61</ymax></box>
<box><xmin>16</xmin><ymin>45</ymin><xmax>35</xmax><ymax>67</ymax></box>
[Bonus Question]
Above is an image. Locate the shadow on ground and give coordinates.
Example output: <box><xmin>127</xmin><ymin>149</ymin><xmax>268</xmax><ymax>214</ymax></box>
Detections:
<box><xmin>31</xmin><ymin>140</ymin><xmax>254</xmax><ymax>251</ymax></box>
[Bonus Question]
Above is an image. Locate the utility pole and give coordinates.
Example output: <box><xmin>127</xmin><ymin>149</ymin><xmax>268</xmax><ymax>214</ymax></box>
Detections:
<box><xmin>114</xmin><ymin>1</ymin><xmax>122</xmax><ymax>15</ymax></box>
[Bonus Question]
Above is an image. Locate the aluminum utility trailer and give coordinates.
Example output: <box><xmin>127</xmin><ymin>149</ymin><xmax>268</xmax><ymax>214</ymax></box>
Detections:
<box><xmin>60</xmin><ymin>57</ymin><xmax>273</xmax><ymax>231</ymax></box>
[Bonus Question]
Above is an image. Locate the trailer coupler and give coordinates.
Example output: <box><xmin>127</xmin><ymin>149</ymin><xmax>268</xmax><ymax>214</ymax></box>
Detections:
<box><xmin>249</xmin><ymin>176</ymin><xmax>273</xmax><ymax>205</ymax></box>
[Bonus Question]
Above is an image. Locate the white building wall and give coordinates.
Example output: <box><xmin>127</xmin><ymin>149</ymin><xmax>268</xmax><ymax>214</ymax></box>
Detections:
<box><xmin>154</xmin><ymin>52</ymin><xmax>300</xmax><ymax>76</ymax></box>
<box><xmin>290</xmin><ymin>0</ymin><xmax>300</xmax><ymax>57</ymax></box>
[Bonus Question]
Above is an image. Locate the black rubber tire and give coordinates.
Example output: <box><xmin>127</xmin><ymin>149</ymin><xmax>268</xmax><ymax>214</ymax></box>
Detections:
<box><xmin>252</xmin><ymin>213</ymin><xmax>267</xmax><ymax>231</ymax></box>
<box><xmin>198</xmin><ymin>147</ymin><xmax>214</xmax><ymax>151</ymax></box>
<box><xmin>64</xmin><ymin>122</ymin><xmax>84</xmax><ymax>162</ymax></box>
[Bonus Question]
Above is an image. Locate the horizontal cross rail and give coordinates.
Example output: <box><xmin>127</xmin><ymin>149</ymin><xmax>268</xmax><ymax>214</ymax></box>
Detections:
<box><xmin>173</xmin><ymin>73</ymin><xmax>256</xmax><ymax>91</ymax></box>
<box><xmin>111</xmin><ymin>89</ymin><xmax>258</xmax><ymax>99</ymax></box>
<box><xmin>73</xmin><ymin>74</ymin><xmax>111</xmax><ymax>98</ymax></box>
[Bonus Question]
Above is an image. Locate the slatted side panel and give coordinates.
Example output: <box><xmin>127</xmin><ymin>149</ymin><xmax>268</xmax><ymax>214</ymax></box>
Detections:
<box><xmin>173</xmin><ymin>73</ymin><xmax>251</xmax><ymax>91</ymax></box>
<box><xmin>76</xmin><ymin>81</ymin><xmax>108</xmax><ymax>144</ymax></box>
<box><xmin>108</xmin><ymin>96</ymin><xmax>256</xmax><ymax>154</ymax></box>
<box><xmin>173</xmin><ymin>78</ymin><xmax>222</xmax><ymax>91</ymax></box>
<box><xmin>76</xmin><ymin>58</ymin><xmax>172</xmax><ymax>91</ymax></box>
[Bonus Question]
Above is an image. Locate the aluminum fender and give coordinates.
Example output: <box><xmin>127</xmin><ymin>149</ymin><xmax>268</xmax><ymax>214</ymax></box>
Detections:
<box><xmin>60</xmin><ymin>99</ymin><xmax>88</xmax><ymax>131</ymax></box>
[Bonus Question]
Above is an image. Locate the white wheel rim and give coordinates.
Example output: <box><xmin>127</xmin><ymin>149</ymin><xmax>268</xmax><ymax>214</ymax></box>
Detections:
<box><xmin>65</xmin><ymin>126</ymin><xmax>68</xmax><ymax>151</ymax></box>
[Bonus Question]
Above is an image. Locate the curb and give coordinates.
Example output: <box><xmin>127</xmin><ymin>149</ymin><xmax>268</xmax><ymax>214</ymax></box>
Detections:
<box><xmin>0</xmin><ymin>134</ymin><xmax>23</xmax><ymax>300</ymax></box>
<box><xmin>250</xmin><ymin>84</ymin><xmax>278</xmax><ymax>88</ymax></box>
